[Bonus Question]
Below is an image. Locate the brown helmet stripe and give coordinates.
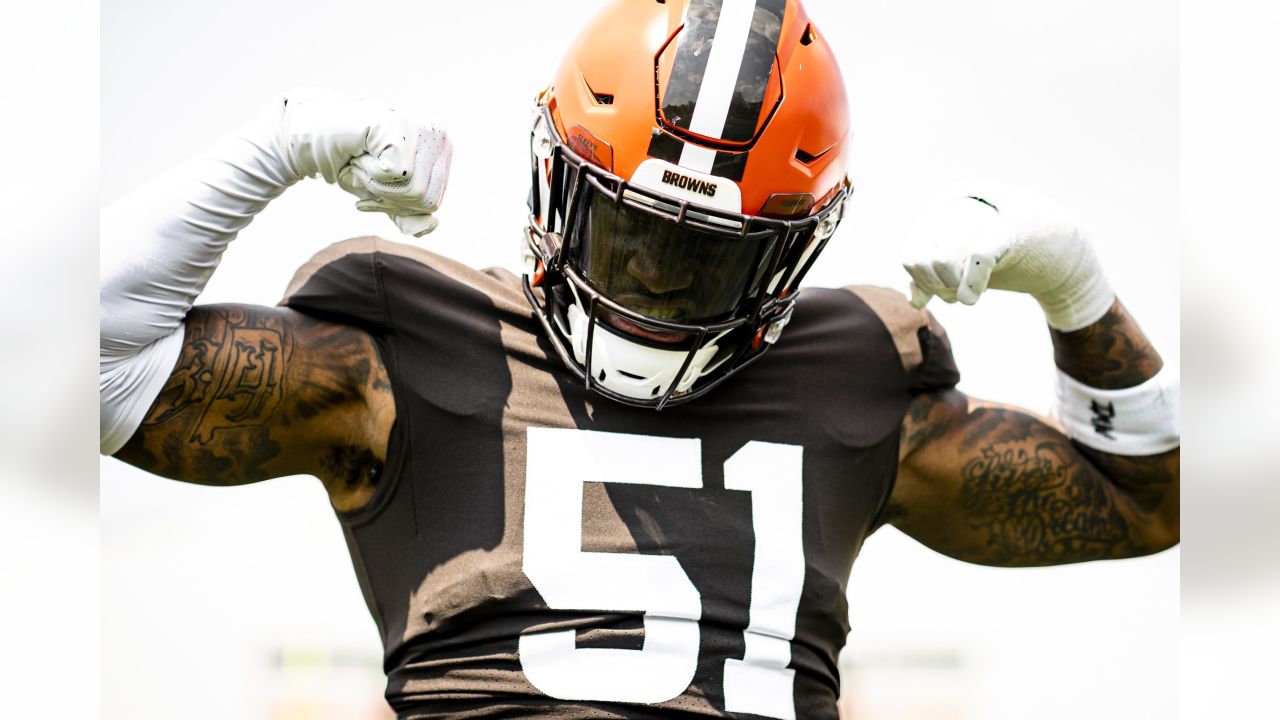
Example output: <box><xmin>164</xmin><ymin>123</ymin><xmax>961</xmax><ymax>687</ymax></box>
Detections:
<box><xmin>658</xmin><ymin>0</ymin><xmax>786</xmax><ymax>147</ymax></box>
<box><xmin>659</xmin><ymin>0</ymin><xmax>724</xmax><ymax>135</ymax></box>
<box><xmin>720</xmin><ymin>0</ymin><xmax>786</xmax><ymax>143</ymax></box>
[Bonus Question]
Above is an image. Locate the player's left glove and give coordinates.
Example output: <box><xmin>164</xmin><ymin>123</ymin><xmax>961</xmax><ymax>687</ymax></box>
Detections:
<box><xmin>283</xmin><ymin>87</ymin><xmax>452</xmax><ymax>237</ymax></box>
<box><xmin>901</xmin><ymin>182</ymin><xmax>1115</xmax><ymax>331</ymax></box>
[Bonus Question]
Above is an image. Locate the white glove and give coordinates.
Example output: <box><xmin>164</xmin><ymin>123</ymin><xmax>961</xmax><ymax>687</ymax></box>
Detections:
<box><xmin>901</xmin><ymin>181</ymin><xmax>1115</xmax><ymax>332</ymax></box>
<box><xmin>283</xmin><ymin>87</ymin><xmax>452</xmax><ymax>237</ymax></box>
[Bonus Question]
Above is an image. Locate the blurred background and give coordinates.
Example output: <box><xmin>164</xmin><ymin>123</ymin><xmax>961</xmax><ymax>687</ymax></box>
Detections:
<box><xmin>95</xmin><ymin>0</ymin><xmax>1187</xmax><ymax>718</ymax></box>
<box><xmin>1179</xmin><ymin>2</ymin><xmax>1280</xmax><ymax>718</ymax></box>
<box><xmin>1</xmin><ymin>1</ymin><xmax>100</xmax><ymax>719</ymax></box>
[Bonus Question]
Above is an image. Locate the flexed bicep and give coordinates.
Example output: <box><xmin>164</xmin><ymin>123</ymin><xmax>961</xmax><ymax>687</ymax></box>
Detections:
<box><xmin>115</xmin><ymin>305</ymin><xmax>394</xmax><ymax>502</ymax></box>
<box><xmin>888</xmin><ymin>389</ymin><xmax>1178</xmax><ymax>567</ymax></box>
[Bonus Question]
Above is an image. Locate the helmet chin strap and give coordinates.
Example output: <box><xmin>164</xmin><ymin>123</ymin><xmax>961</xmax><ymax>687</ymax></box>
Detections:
<box><xmin>566</xmin><ymin>303</ymin><xmax>721</xmax><ymax>401</ymax></box>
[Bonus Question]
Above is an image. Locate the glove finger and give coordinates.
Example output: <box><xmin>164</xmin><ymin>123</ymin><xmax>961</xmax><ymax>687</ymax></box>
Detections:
<box><xmin>354</xmin><ymin>198</ymin><xmax>402</xmax><ymax>214</ymax></box>
<box><xmin>362</xmin><ymin>114</ymin><xmax>419</xmax><ymax>181</ymax></box>
<box><xmin>904</xmin><ymin>262</ymin><xmax>950</xmax><ymax>304</ymax></box>
<box><xmin>393</xmin><ymin>213</ymin><xmax>439</xmax><ymax>237</ymax></box>
<box><xmin>350</xmin><ymin>163</ymin><xmax>422</xmax><ymax>213</ymax></box>
<box><xmin>909</xmin><ymin>281</ymin><xmax>934</xmax><ymax>309</ymax></box>
<box><xmin>932</xmin><ymin>259</ymin><xmax>962</xmax><ymax>290</ymax></box>
<box><xmin>353</xmin><ymin>148</ymin><xmax>412</xmax><ymax>186</ymax></box>
<box><xmin>338</xmin><ymin>166</ymin><xmax>379</xmax><ymax>201</ymax></box>
<box><xmin>956</xmin><ymin>252</ymin><xmax>995</xmax><ymax>305</ymax></box>
<box><xmin>924</xmin><ymin>260</ymin><xmax>960</xmax><ymax>303</ymax></box>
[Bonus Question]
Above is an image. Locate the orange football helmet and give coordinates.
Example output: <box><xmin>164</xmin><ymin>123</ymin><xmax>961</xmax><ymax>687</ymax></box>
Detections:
<box><xmin>524</xmin><ymin>0</ymin><xmax>852</xmax><ymax>408</ymax></box>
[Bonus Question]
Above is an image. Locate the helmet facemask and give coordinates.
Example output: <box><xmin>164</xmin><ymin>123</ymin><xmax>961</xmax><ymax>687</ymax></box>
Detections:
<box><xmin>523</xmin><ymin>105</ymin><xmax>848</xmax><ymax>409</ymax></box>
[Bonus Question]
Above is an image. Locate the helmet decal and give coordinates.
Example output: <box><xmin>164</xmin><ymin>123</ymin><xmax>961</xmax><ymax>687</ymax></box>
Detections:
<box><xmin>647</xmin><ymin>0</ymin><xmax>786</xmax><ymax>180</ymax></box>
<box><xmin>660</xmin><ymin>0</ymin><xmax>785</xmax><ymax>145</ymax></box>
<box><xmin>630</xmin><ymin>159</ymin><xmax>742</xmax><ymax>213</ymax></box>
<box><xmin>647</xmin><ymin>131</ymin><xmax>751</xmax><ymax>184</ymax></box>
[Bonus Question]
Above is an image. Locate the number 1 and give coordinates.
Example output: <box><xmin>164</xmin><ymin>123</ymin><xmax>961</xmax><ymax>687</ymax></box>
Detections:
<box><xmin>724</xmin><ymin>441</ymin><xmax>804</xmax><ymax>720</ymax></box>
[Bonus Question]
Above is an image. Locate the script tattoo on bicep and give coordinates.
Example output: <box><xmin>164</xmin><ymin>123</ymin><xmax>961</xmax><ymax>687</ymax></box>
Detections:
<box><xmin>892</xmin><ymin>299</ymin><xmax>1178</xmax><ymax>560</ymax></box>
<box><xmin>115</xmin><ymin>305</ymin><xmax>380</xmax><ymax>486</ymax></box>
<box><xmin>144</xmin><ymin>308</ymin><xmax>289</xmax><ymax>443</ymax></box>
<box><xmin>955</xmin><ymin>407</ymin><xmax>1138</xmax><ymax>565</ymax></box>
<box><xmin>901</xmin><ymin>391</ymin><xmax>949</xmax><ymax>451</ymax></box>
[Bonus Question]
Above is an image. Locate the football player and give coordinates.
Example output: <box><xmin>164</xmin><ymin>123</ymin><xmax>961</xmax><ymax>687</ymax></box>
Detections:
<box><xmin>100</xmin><ymin>1</ymin><xmax>1178</xmax><ymax>718</ymax></box>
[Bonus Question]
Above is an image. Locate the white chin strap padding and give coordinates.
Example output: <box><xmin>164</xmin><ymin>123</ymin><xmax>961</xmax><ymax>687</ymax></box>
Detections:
<box><xmin>567</xmin><ymin>304</ymin><xmax>718</xmax><ymax>400</ymax></box>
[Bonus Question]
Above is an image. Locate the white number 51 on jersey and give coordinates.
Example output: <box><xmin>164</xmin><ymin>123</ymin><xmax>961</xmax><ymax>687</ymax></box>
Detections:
<box><xmin>521</xmin><ymin>427</ymin><xmax>804</xmax><ymax>720</ymax></box>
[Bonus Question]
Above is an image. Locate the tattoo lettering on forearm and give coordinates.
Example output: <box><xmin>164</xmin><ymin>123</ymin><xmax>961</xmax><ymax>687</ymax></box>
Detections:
<box><xmin>959</xmin><ymin>439</ymin><xmax>1133</xmax><ymax>563</ymax></box>
<box><xmin>1051</xmin><ymin>300</ymin><xmax>1162</xmax><ymax>389</ymax></box>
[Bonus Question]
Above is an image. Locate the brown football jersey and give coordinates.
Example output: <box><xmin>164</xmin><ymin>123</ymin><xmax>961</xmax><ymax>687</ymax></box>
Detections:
<box><xmin>280</xmin><ymin>237</ymin><xmax>959</xmax><ymax>720</ymax></box>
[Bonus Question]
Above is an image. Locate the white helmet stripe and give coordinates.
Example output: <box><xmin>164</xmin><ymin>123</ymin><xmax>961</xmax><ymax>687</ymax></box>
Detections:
<box><xmin>648</xmin><ymin>0</ymin><xmax>788</xmax><ymax>182</ymax></box>
<box><xmin>679</xmin><ymin>0</ymin><xmax>759</xmax><ymax>165</ymax></box>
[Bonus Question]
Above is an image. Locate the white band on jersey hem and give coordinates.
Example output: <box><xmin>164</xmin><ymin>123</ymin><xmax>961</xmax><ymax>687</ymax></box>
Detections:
<box><xmin>1052</xmin><ymin>365</ymin><xmax>1180</xmax><ymax>456</ymax></box>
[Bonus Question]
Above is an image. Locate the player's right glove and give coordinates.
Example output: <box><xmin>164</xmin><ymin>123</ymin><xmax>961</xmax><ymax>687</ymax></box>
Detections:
<box><xmin>282</xmin><ymin>87</ymin><xmax>452</xmax><ymax>237</ymax></box>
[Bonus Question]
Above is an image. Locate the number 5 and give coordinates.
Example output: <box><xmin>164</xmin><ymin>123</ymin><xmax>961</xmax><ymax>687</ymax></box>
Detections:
<box><xmin>521</xmin><ymin>428</ymin><xmax>804</xmax><ymax>719</ymax></box>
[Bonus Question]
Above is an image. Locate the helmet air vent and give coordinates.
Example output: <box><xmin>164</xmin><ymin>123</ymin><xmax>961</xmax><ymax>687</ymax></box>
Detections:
<box><xmin>795</xmin><ymin>147</ymin><xmax>830</xmax><ymax>165</ymax></box>
<box><xmin>800</xmin><ymin>24</ymin><xmax>816</xmax><ymax>46</ymax></box>
<box><xmin>580</xmin><ymin>74</ymin><xmax>614</xmax><ymax>106</ymax></box>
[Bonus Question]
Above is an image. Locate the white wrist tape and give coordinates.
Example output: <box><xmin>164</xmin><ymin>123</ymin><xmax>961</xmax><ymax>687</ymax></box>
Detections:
<box><xmin>1053</xmin><ymin>367</ymin><xmax>1180</xmax><ymax>456</ymax></box>
<box><xmin>1024</xmin><ymin>225</ymin><xmax>1116</xmax><ymax>332</ymax></box>
<box><xmin>99</xmin><ymin>97</ymin><xmax>296</xmax><ymax>454</ymax></box>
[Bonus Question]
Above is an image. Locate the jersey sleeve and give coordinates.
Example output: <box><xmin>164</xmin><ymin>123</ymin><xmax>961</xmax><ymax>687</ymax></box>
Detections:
<box><xmin>278</xmin><ymin>236</ymin><xmax>392</xmax><ymax>333</ymax></box>
<box><xmin>846</xmin><ymin>285</ymin><xmax>960</xmax><ymax>394</ymax></box>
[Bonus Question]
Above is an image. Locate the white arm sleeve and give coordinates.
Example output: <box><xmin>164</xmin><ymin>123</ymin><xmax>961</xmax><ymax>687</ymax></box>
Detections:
<box><xmin>99</xmin><ymin>98</ymin><xmax>298</xmax><ymax>454</ymax></box>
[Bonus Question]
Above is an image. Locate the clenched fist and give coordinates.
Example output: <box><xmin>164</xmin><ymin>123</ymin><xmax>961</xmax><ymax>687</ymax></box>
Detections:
<box><xmin>282</xmin><ymin>87</ymin><xmax>452</xmax><ymax>237</ymax></box>
<box><xmin>901</xmin><ymin>181</ymin><xmax>1115</xmax><ymax>332</ymax></box>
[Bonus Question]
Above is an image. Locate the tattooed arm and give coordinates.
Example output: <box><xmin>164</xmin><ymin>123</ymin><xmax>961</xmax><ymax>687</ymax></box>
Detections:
<box><xmin>113</xmin><ymin>305</ymin><xmax>395</xmax><ymax>512</ymax></box>
<box><xmin>886</xmin><ymin>300</ymin><xmax>1179</xmax><ymax>566</ymax></box>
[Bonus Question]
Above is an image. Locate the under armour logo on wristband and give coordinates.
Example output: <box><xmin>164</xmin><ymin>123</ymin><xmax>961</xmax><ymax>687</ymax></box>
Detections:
<box><xmin>1055</xmin><ymin>368</ymin><xmax>1179</xmax><ymax>456</ymax></box>
<box><xmin>1090</xmin><ymin>400</ymin><xmax>1117</xmax><ymax>439</ymax></box>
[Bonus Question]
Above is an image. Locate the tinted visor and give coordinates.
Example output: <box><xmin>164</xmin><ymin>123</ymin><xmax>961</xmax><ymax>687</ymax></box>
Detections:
<box><xmin>571</xmin><ymin>184</ymin><xmax>780</xmax><ymax>322</ymax></box>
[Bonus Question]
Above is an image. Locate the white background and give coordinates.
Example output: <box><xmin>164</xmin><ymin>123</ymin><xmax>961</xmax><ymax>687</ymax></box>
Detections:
<box><xmin>97</xmin><ymin>1</ymin><xmax>1181</xmax><ymax>718</ymax></box>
